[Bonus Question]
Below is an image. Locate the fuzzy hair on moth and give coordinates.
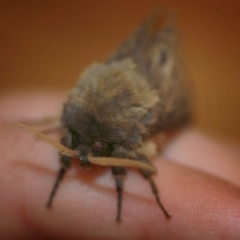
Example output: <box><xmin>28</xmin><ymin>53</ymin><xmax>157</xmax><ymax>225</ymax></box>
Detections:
<box><xmin>10</xmin><ymin>12</ymin><xmax>190</xmax><ymax>222</ymax></box>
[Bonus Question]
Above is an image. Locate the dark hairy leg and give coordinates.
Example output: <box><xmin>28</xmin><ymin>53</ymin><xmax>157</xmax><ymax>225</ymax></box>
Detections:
<box><xmin>112</xmin><ymin>166</ymin><xmax>126</xmax><ymax>222</ymax></box>
<box><xmin>46</xmin><ymin>136</ymin><xmax>72</xmax><ymax>208</ymax></box>
<box><xmin>138</xmin><ymin>154</ymin><xmax>172</xmax><ymax>219</ymax></box>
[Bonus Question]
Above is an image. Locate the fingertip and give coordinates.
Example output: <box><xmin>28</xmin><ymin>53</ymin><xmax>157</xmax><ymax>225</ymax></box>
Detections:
<box><xmin>163</xmin><ymin>129</ymin><xmax>240</xmax><ymax>186</ymax></box>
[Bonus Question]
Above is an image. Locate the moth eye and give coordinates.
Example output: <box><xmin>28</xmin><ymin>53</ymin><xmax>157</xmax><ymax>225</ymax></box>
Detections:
<box><xmin>92</xmin><ymin>140</ymin><xmax>110</xmax><ymax>156</ymax></box>
<box><xmin>72</xmin><ymin>132</ymin><xmax>81</xmax><ymax>147</ymax></box>
<box><xmin>92</xmin><ymin>140</ymin><xmax>103</xmax><ymax>153</ymax></box>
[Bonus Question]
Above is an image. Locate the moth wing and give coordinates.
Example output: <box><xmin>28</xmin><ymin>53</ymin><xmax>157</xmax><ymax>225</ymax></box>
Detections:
<box><xmin>107</xmin><ymin>12</ymin><xmax>160</xmax><ymax>64</ymax></box>
<box><xmin>107</xmin><ymin>12</ymin><xmax>177</xmax><ymax>88</ymax></box>
<box><xmin>108</xmin><ymin>12</ymin><xmax>190</xmax><ymax>131</ymax></box>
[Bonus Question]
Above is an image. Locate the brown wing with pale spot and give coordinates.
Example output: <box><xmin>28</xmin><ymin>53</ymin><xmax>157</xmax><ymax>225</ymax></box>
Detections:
<box><xmin>107</xmin><ymin>13</ymin><xmax>190</xmax><ymax>132</ymax></box>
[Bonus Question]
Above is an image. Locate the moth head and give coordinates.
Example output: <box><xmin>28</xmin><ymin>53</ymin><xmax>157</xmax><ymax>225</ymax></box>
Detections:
<box><xmin>61</xmin><ymin>105</ymin><xmax>143</xmax><ymax>158</ymax></box>
<box><xmin>61</xmin><ymin>60</ymin><xmax>159</xmax><ymax>157</ymax></box>
<box><xmin>70</xmin><ymin>128</ymin><xmax>111</xmax><ymax>157</ymax></box>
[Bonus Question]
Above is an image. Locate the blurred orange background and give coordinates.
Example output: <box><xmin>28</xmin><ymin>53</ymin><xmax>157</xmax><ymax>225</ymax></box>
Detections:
<box><xmin>0</xmin><ymin>0</ymin><xmax>240</xmax><ymax>142</ymax></box>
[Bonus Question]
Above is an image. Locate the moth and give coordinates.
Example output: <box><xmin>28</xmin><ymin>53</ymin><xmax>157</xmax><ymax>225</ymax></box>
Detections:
<box><xmin>10</xmin><ymin>13</ymin><xmax>190</xmax><ymax>222</ymax></box>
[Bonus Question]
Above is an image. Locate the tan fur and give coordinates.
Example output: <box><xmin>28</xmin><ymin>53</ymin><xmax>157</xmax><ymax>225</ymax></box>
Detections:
<box><xmin>62</xmin><ymin>59</ymin><xmax>161</xmax><ymax>152</ymax></box>
<box><xmin>61</xmin><ymin>16</ymin><xmax>189</xmax><ymax>159</ymax></box>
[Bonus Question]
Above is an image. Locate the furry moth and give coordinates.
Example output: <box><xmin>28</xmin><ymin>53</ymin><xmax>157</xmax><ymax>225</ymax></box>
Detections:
<box><xmin>10</xmin><ymin>13</ymin><xmax>190</xmax><ymax>222</ymax></box>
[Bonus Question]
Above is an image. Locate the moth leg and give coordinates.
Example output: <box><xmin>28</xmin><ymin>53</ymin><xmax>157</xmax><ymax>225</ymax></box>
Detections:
<box><xmin>80</xmin><ymin>155</ymin><xmax>92</xmax><ymax>170</ymax></box>
<box><xmin>112</xmin><ymin>167</ymin><xmax>126</xmax><ymax>222</ymax></box>
<box><xmin>46</xmin><ymin>136</ymin><xmax>72</xmax><ymax>208</ymax></box>
<box><xmin>138</xmin><ymin>154</ymin><xmax>172</xmax><ymax>219</ymax></box>
<box><xmin>147</xmin><ymin>176</ymin><xmax>172</xmax><ymax>219</ymax></box>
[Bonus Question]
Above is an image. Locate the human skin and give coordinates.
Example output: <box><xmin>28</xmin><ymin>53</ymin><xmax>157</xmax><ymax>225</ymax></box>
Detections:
<box><xmin>0</xmin><ymin>92</ymin><xmax>240</xmax><ymax>240</ymax></box>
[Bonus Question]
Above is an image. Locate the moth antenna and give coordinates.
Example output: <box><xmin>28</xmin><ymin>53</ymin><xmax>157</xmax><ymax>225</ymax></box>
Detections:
<box><xmin>8</xmin><ymin>122</ymin><xmax>78</xmax><ymax>157</ymax></box>
<box><xmin>9</xmin><ymin>123</ymin><xmax>157</xmax><ymax>173</ymax></box>
<box><xmin>88</xmin><ymin>156</ymin><xmax>157</xmax><ymax>173</ymax></box>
